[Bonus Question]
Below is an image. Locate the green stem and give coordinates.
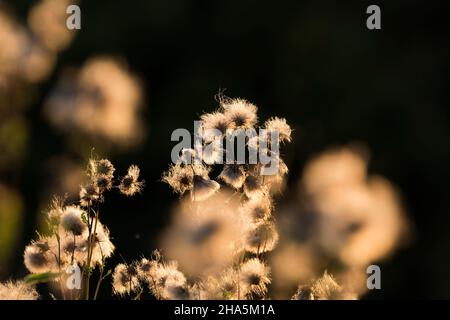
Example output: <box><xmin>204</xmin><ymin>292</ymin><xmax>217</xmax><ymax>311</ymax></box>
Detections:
<box><xmin>93</xmin><ymin>264</ymin><xmax>105</xmax><ymax>300</ymax></box>
<box><xmin>55</xmin><ymin>232</ymin><xmax>66</xmax><ymax>300</ymax></box>
<box><xmin>85</xmin><ymin>205</ymin><xmax>99</xmax><ymax>300</ymax></box>
<box><xmin>133</xmin><ymin>288</ymin><xmax>143</xmax><ymax>300</ymax></box>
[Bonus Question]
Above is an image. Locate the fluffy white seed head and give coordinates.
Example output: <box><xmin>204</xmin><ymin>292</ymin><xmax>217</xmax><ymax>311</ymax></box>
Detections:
<box><xmin>218</xmin><ymin>164</ymin><xmax>246</xmax><ymax>189</ymax></box>
<box><xmin>79</xmin><ymin>182</ymin><xmax>100</xmax><ymax>207</ymax></box>
<box><xmin>24</xmin><ymin>243</ymin><xmax>56</xmax><ymax>273</ymax></box>
<box><xmin>0</xmin><ymin>281</ymin><xmax>39</xmax><ymax>300</ymax></box>
<box><xmin>264</xmin><ymin>117</ymin><xmax>292</xmax><ymax>143</ymax></box>
<box><xmin>200</xmin><ymin>111</ymin><xmax>233</xmax><ymax>135</ymax></box>
<box><xmin>191</xmin><ymin>175</ymin><xmax>220</xmax><ymax>201</ymax></box>
<box><xmin>60</xmin><ymin>206</ymin><xmax>87</xmax><ymax>236</ymax></box>
<box><xmin>112</xmin><ymin>263</ymin><xmax>140</xmax><ymax>296</ymax></box>
<box><xmin>241</xmin><ymin>195</ymin><xmax>273</xmax><ymax>222</ymax></box>
<box><xmin>240</xmin><ymin>258</ymin><xmax>271</xmax><ymax>298</ymax></box>
<box><xmin>292</xmin><ymin>272</ymin><xmax>357</xmax><ymax>300</ymax></box>
<box><xmin>162</xmin><ymin>164</ymin><xmax>194</xmax><ymax>195</ymax></box>
<box><xmin>221</xmin><ymin>98</ymin><xmax>258</xmax><ymax>129</ymax></box>
<box><xmin>89</xmin><ymin>158</ymin><xmax>115</xmax><ymax>178</ymax></box>
<box><xmin>245</xmin><ymin>221</ymin><xmax>279</xmax><ymax>254</ymax></box>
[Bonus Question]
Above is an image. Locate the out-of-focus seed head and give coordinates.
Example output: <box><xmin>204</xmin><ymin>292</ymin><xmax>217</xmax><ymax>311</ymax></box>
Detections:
<box><xmin>241</xmin><ymin>195</ymin><xmax>273</xmax><ymax>222</ymax></box>
<box><xmin>60</xmin><ymin>205</ymin><xmax>87</xmax><ymax>236</ymax></box>
<box><xmin>47</xmin><ymin>197</ymin><xmax>65</xmax><ymax>227</ymax></box>
<box><xmin>292</xmin><ymin>272</ymin><xmax>357</xmax><ymax>300</ymax></box>
<box><xmin>0</xmin><ymin>281</ymin><xmax>39</xmax><ymax>300</ymax></box>
<box><xmin>24</xmin><ymin>244</ymin><xmax>51</xmax><ymax>273</ymax></box>
<box><xmin>219</xmin><ymin>268</ymin><xmax>239</xmax><ymax>300</ymax></box>
<box><xmin>243</xmin><ymin>173</ymin><xmax>266</xmax><ymax>198</ymax></box>
<box><xmin>291</xmin><ymin>285</ymin><xmax>314</xmax><ymax>300</ymax></box>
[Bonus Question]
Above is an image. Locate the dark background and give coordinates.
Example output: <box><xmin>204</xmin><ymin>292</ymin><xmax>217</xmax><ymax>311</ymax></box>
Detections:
<box><xmin>5</xmin><ymin>0</ymin><xmax>450</xmax><ymax>298</ymax></box>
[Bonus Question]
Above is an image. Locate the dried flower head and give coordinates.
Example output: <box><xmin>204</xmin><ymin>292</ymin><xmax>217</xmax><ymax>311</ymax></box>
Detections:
<box><xmin>218</xmin><ymin>164</ymin><xmax>246</xmax><ymax>189</ymax></box>
<box><xmin>243</xmin><ymin>172</ymin><xmax>266</xmax><ymax>198</ymax></box>
<box><xmin>112</xmin><ymin>263</ymin><xmax>140</xmax><ymax>296</ymax></box>
<box><xmin>291</xmin><ymin>272</ymin><xmax>356</xmax><ymax>300</ymax></box>
<box><xmin>24</xmin><ymin>243</ymin><xmax>54</xmax><ymax>273</ymax></box>
<box><xmin>95</xmin><ymin>174</ymin><xmax>113</xmax><ymax>191</ymax></box>
<box><xmin>241</xmin><ymin>195</ymin><xmax>273</xmax><ymax>222</ymax></box>
<box><xmin>47</xmin><ymin>197</ymin><xmax>65</xmax><ymax>227</ymax></box>
<box><xmin>0</xmin><ymin>281</ymin><xmax>39</xmax><ymax>300</ymax></box>
<box><xmin>240</xmin><ymin>258</ymin><xmax>271</xmax><ymax>297</ymax></box>
<box><xmin>222</xmin><ymin>98</ymin><xmax>258</xmax><ymax>129</ymax></box>
<box><xmin>136</xmin><ymin>257</ymin><xmax>156</xmax><ymax>281</ymax></box>
<box><xmin>200</xmin><ymin>111</ymin><xmax>233</xmax><ymax>135</ymax></box>
<box><xmin>178</xmin><ymin>148</ymin><xmax>197</xmax><ymax>164</ymax></box>
<box><xmin>147</xmin><ymin>260</ymin><xmax>188</xmax><ymax>300</ymax></box>
<box><xmin>60</xmin><ymin>206</ymin><xmax>87</xmax><ymax>236</ymax></box>
<box><xmin>219</xmin><ymin>268</ymin><xmax>239</xmax><ymax>300</ymax></box>
<box><xmin>291</xmin><ymin>285</ymin><xmax>314</xmax><ymax>300</ymax></box>
<box><xmin>89</xmin><ymin>159</ymin><xmax>115</xmax><ymax>178</ymax></box>
<box><xmin>87</xmin><ymin>159</ymin><xmax>115</xmax><ymax>191</ymax></box>
<box><xmin>88</xmin><ymin>221</ymin><xmax>116</xmax><ymax>264</ymax></box>
<box><xmin>119</xmin><ymin>165</ymin><xmax>144</xmax><ymax>196</ymax></box>
<box><xmin>264</xmin><ymin>117</ymin><xmax>292</xmax><ymax>143</ymax></box>
<box><xmin>311</xmin><ymin>272</ymin><xmax>343</xmax><ymax>299</ymax></box>
<box><xmin>191</xmin><ymin>175</ymin><xmax>220</xmax><ymax>202</ymax></box>
<box><xmin>162</xmin><ymin>164</ymin><xmax>194</xmax><ymax>195</ymax></box>
<box><xmin>245</xmin><ymin>221</ymin><xmax>279</xmax><ymax>254</ymax></box>
<box><xmin>198</xmin><ymin>139</ymin><xmax>224</xmax><ymax>165</ymax></box>
<box><xmin>261</xmin><ymin>157</ymin><xmax>289</xmax><ymax>193</ymax></box>
<box><xmin>161</xmin><ymin>277</ymin><xmax>191</xmax><ymax>300</ymax></box>
<box><xmin>79</xmin><ymin>183</ymin><xmax>100</xmax><ymax>207</ymax></box>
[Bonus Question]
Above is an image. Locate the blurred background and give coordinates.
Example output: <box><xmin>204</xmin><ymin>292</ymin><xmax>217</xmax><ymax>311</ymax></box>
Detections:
<box><xmin>0</xmin><ymin>0</ymin><xmax>449</xmax><ymax>299</ymax></box>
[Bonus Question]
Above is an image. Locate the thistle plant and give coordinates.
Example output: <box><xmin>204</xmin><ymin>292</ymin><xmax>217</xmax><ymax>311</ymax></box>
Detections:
<box><xmin>0</xmin><ymin>280</ymin><xmax>39</xmax><ymax>300</ymax></box>
<box><xmin>0</xmin><ymin>96</ymin><xmax>407</xmax><ymax>301</ymax></box>
<box><xmin>109</xmin><ymin>96</ymin><xmax>295</xmax><ymax>300</ymax></box>
<box><xmin>20</xmin><ymin>158</ymin><xmax>143</xmax><ymax>300</ymax></box>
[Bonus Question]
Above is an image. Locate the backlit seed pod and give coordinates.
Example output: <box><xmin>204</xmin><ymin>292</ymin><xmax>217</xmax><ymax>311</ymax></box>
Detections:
<box><xmin>60</xmin><ymin>206</ymin><xmax>87</xmax><ymax>236</ymax></box>
<box><xmin>24</xmin><ymin>244</ymin><xmax>52</xmax><ymax>273</ymax></box>
<box><xmin>119</xmin><ymin>165</ymin><xmax>144</xmax><ymax>196</ymax></box>
<box><xmin>241</xmin><ymin>195</ymin><xmax>273</xmax><ymax>223</ymax></box>
<box><xmin>191</xmin><ymin>175</ymin><xmax>220</xmax><ymax>201</ymax></box>
<box><xmin>239</xmin><ymin>258</ymin><xmax>271</xmax><ymax>297</ymax></box>
<box><xmin>245</xmin><ymin>221</ymin><xmax>279</xmax><ymax>254</ymax></box>
<box><xmin>264</xmin><ymin>117</ymin><xmax>292</xmax><ymax>143</ymax></box>
<box><xmin>221</xmin><ymin>98</ymin><xmax>258</xmax><ymax>129</ymax></box>
<box><xmin>79</xmin><ymin>183</ymin><xmax>100</xmax><ymax>207</ymax></box>
<box><xmin>112</xmin><ymin>263</ymin><xmax>140</xmax><ymax>296</ymax></box>
<box><xmin>0</xmin><ymin>281</ymin><xmax>39</xmax><ymax>300</ymax></box>
<box><xmin>218</xmin><ymin>164</ymin><xmax>246</xmax><ymax>189</ymax></box>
